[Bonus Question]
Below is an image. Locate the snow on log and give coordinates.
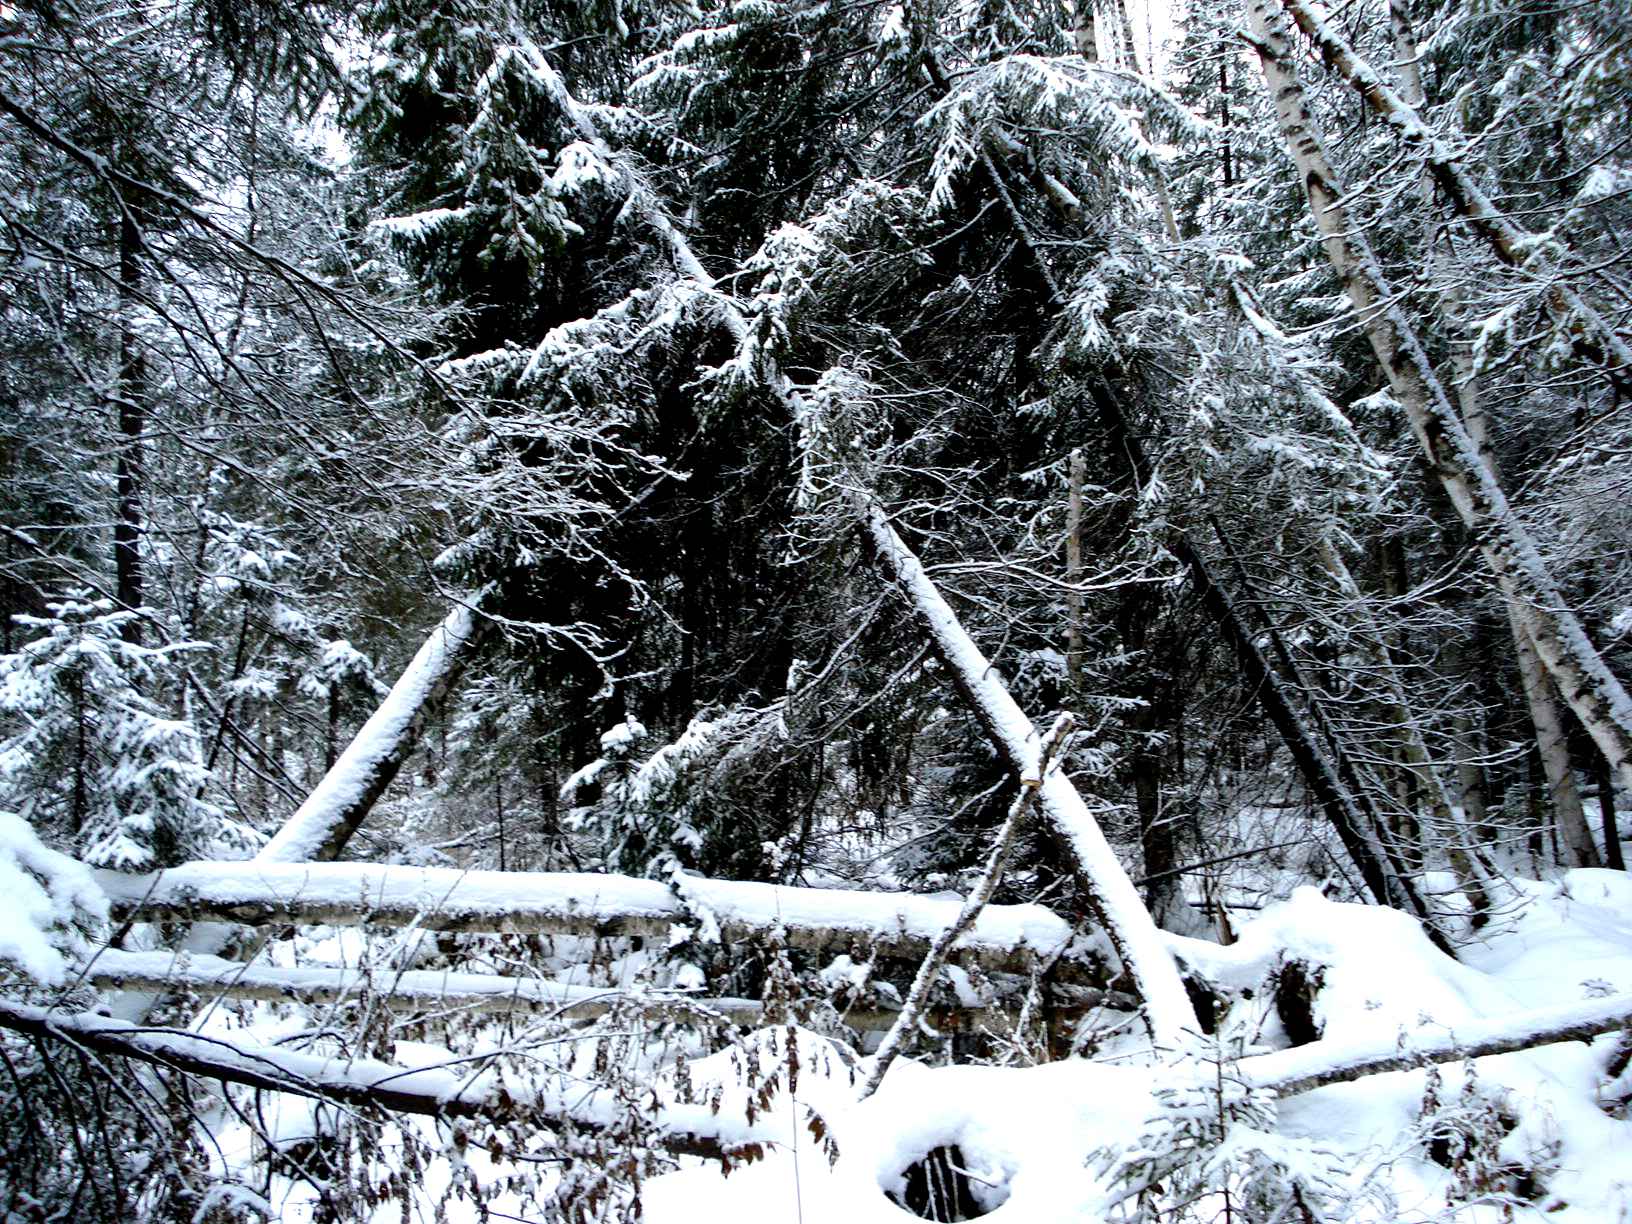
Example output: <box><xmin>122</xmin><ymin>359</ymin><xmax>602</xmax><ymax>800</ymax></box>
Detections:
<box><xmin>260</xmin><ymin>596</ymin><xmax>492</xmax><ymax>864</ymax></box>
<box><xmin>7</xmin><ymin>990</ymin><xmax>1624</xmax><ymax>1164</ymax></box>
<box><xmin>1244</xmin><ymin>991</ymin><xmax>1632</xmax><ymax>1097</ymax></box>
<box><xmin>96</xmin><ymin>860</ymin><xmax>1095</xmax><ymax>982</ymax></box>
<box><xmin>78</xmin><ymin>949</ymin><xmax>1116</xmax><ymax>1032</ymax></box>
<box><xmin>855</xmin><ymin>492</ymin><xmax>1199</xmax><ymax>1046</ymax></box>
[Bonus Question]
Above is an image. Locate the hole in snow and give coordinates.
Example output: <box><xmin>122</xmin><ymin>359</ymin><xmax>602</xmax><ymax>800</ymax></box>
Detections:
<box><xmin>885</xmin><ymin>1144</ymin><xmax>1008</xmax><ymax>1221</ymax></box>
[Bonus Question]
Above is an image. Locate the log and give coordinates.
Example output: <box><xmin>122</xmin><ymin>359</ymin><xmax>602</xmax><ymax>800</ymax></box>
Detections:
<box><xmin>856</xmin><ymin>492</ymin><xmax>1200</xmax><ymax>1046</ymax></box>
<box><xmin>97</xmin><ymin>860</ymin><xmax>1096</xmax><ymax>983</ymax></box>
<box><xmin>1244</xmin><ymin>992</ymin><xmax>1632</xmax><ymax>1097</ymax></box>
<box><xmin>0</xmin><ymin>998</ymin><xmax>743</xmax><ymax>1161</ymax></box>
<box><xmin>79</xmin><ymin>948</ymin><xmax>1123</xmax><ymax>1032</ymax></box>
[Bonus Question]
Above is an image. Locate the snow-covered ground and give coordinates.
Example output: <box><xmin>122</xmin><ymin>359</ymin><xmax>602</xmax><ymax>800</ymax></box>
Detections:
<box><xmin>14</xmin><ymin>854</ymin><xmax>1630</xmax><ymax>1221</ymax></box>
<box><xmin>644</xmin><ymin>871</ymin><xmax>1632</xmax><ymax>1223</ymax></box>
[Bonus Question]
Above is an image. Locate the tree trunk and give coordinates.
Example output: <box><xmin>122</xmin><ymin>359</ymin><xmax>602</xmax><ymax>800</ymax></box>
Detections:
<box><xmin>1593</xmin><ymin>751</ymin><xmax>1624</xmax><ymax>871</ymax></box>
<box><xmin>1246</xmin><ymin>0</ymin><xmax>1632</xmax><ymax>805</ymax></box>
<box><xmin>259</xmin><ymin>595</ymin><xmax>493</xmax><ymax>863</ymax></box>
<box><xmin>1512</xmin><ymin>614</ymin><xmax>1599</xmax><ymax>866</ymax></box>
<box><xmin>1065</xmin><ymin>447</ymin><xmax>1086</xmax><ymax>694</ymax></box>
<box><xmin>113</xmin><ymin>203</ymin><xmax>145</xmax><ymax>640</ymax></box>
<box><xmin>1278</xmin><ymin>0</ymin><xmax>1632</xmax><ymax>396</ymax></box>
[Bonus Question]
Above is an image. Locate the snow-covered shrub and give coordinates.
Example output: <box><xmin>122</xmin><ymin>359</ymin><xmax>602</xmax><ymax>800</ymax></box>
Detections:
<box><xmin>1096</xmin><ymin>1036</ymin><xmax>1349</xmax><ymax>1223</ymax></box>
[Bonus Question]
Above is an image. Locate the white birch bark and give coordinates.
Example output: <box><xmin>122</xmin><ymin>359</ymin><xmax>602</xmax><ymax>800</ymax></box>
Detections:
<box><xmin>1245</xmin><ymin>0</ymin><xmax>1632</xmax><ymax>801</ymax></box>
<box><xmin>97</xmin><ymin>858</ymin><xmax>1100</xmax><ymax>983</ymax></box>
<box><xmin>1380</xmin><ymin>4</ymin><xmax>1601</xmax><ymax>870</ymax></box>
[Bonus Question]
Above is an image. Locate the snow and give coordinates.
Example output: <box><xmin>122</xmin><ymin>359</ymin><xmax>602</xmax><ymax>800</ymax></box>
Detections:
<box><xmin>259</xmin><ymin>596</ymin><xmax>487</xmax><ymax>864</ymax></box>
<box><xmin>0</xmin><ymin>809</ymin><xmax>108</xmax><ymax>984</ymax></box>
<box><xmin>642</xmin><ymin>877</ymin><xmax>1632</xmax><ymax>1223</ymax></box>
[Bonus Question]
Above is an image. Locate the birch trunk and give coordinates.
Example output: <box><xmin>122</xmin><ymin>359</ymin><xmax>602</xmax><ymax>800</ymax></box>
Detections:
<box><xmin>1246</xmin><ymin>0</ymin><xmax>1632</xmax><ymax>802</ymax></box>
<box><xmin>1511</xmin><ymin>614</ymin><xmax>1599</xmax><ymax>866</ymax></box>
<box><xmin>1278</xmin><ymin>0</ymin><xmax>1632</xmax><ymax>391</ymax></box>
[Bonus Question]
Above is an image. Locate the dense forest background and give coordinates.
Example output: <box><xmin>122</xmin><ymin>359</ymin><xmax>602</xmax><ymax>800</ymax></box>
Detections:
<box><xmin>2</xmin><ymin>0</ymin><xmax>1631</xmax><ymax>1217</ymax></box>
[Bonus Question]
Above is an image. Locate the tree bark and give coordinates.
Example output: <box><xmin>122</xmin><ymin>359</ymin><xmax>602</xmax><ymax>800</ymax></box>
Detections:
<box><xmin>1277</xmin><ymin>0</ymin><xmax>1632</xmax><ymax>396</ymax></box>
<box><xmin>97</xmin><ymin>857</ymin><xmax>1105</xmax><ymax>984</ymax></box>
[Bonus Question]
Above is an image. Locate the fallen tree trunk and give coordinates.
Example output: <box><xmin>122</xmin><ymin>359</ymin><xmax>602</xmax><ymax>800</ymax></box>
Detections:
<box><xmin>7</xmin><ymin>991</ymin><xmax>1623</xmax><ymax>1162</ymax></box>
<box><xmin>0</xmin><ymin>998</ymin><xmax>744</xmax><ymax>1161</ymax></box>
<box><xmin>1244</xmin><ymin>991</ymin><xmax>1632</xmax><ymax>1097</ymax></box>
<box><xmin>856</xmin><ymin>491</ymin><xmax>1200</xmax><ymax>1046</ymax></box>
<box><xmin>78</xmin><ymin>948</ymin><xmax>1122</xmax><ymax>1033</ymax></box>
<box><xmin>97</xmin><ymin>859</ymin><xmax>1093</xmax><ymax>982</ymax></box>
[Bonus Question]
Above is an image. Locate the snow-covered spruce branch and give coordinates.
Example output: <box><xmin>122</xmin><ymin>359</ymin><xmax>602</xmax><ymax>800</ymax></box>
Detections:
<box><xmin>513</xmin><ymin>41</ymin><xmax>1201</xmax><ymax>1038</ymax></box>
<box><xmin>0</xmin><ymin>999</ymin><xmax>750</xmax><ymax>1162</ymax></box>
<box><xmin>854</xmin><ymin>490</ymin><xmax>1199</xmax><ymax>1047</ymax></box>
<box><xmin>96</xmin><ymin>860</ymin><xmax>1098</xmax><ymax>983</ymax></box>
<box><xmin>1274</xmin><ymin>0</ymin><xmax>1632</xmax><ymax>393</ymax></box>
<box><xmin>862</xmin><ymin>712</ymin><xmax>1077</xmax><ymax>1097</ymax></box>
<box><xmin>78</xmin><ymin>948</ymin><xmax>1121</xmax><ymax>1033</ymax></box>
<box><xmin>1245</xmin><ymin>0</ymin><xmax>1632</xmax><ymax>799</ymax></box>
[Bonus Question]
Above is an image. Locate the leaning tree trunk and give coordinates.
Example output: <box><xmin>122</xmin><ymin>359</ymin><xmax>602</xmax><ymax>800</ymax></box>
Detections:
<box><xmin>1381</xmin><ymin>0</ymin><xmax>1601</xmax><ymax>872</ymax></box>
<box><xmin>1278</xmin><ymin>0</ymin><xmax>1632</xmax><ymax>397</ymax></box>
<box><xmin>1246</xmin><ymin>0</ymin><xmax>1632</xmax><ymax>804</ymax></box>
<box><xmin>855</xmin><ymin>490</ymin><xmax>1200</xmax><ymax>1047</ymax></box>
<box><xmin>111</xmin><ymin>594</ymin><xmax>493</xmax><ymax>1021</ymax></box>
<box><xmin>259</xmin><ymin>594</ymin><xmax>493</xmax><ymax>863</ymax></box>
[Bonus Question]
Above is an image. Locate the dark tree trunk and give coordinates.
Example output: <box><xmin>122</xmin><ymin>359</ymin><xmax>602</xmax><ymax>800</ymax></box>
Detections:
<box><xmin>114</xmin><ymin>205</ymin><xmax>145</xmax><ymax>640</ymax></box>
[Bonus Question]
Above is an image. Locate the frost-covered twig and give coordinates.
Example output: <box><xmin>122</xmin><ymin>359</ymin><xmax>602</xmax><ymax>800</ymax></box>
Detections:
<box><xmin>862</xmin><ymin>713</ymin><xmax>1076</xmax><ymax>1097</ymax></box>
